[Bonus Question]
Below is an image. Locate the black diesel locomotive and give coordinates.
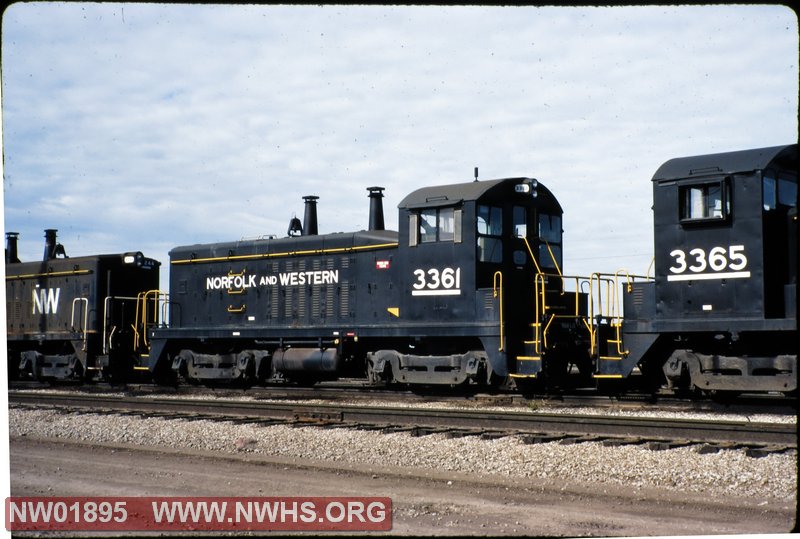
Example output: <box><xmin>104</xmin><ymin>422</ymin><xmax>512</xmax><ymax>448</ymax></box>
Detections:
<box><xmin>146</xmin><ymin>178</ymin><xmax>576</xmax><ymax>387</ymax></box>
<box><xmin>622</xmin><ymin>144</ymin><xmax>797</xmax><ymax>393</ymax></box>
<box><xmin>5</xmin><ymin>229</ymin><xmax>161</xmax><ymax>381</ymax></box>
<box><xmin>6</xmin><ymin>144</ymin><xmax>797</xmax><ymax>395</ymax></box>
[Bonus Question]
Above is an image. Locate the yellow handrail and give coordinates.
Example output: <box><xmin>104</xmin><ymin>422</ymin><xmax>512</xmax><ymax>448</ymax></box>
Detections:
<box><xmin>493</xmin><ymin>271</ymin><xmax>504</xmax><ymax>351</ymax></box>
<box><xmin>135</xmin><ymin>290</ymin><xmax>167</xmax><ymax>349</ymax></box>
<box><xmin>543</xmin><ymin>241</ymin><xmax>562</xmax><ymax>278</ymax></box>
<box><xmin>522</xmin><ymin>237</ymin><xmax>543</xmax><ymax>275</ymax></box>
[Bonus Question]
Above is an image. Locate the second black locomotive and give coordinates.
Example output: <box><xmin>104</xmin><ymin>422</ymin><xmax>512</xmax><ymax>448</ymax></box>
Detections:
<box><xmin>146</xmin><ymin>178</ymin><xmax>576</xmax><ymax>387</ymax></box>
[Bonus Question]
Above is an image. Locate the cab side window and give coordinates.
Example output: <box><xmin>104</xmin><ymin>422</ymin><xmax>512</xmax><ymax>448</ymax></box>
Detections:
<box><xmin>411</xmin><ymin>207</ymin><xmax>461</xmax><ymax>246</ymax></box>
<box><xmin>477</xmin><ymin>205</ymin><xmax>503</xmax><ymax>263</ymax></box>
<box><xmin>679</xmin><ymin>180</ymin><xmax>730</xmax><ymax>221</ymax></box>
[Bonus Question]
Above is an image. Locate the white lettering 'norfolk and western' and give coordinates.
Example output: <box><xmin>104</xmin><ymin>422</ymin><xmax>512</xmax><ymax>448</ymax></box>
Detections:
<box><xmin>206</xmin><ymin>270</ymin><xmax>339</xmax><ymax>291</ymax></box>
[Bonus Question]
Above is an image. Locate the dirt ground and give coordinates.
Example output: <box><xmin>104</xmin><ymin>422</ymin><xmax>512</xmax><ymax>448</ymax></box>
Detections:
<box><xmin>7</xmin><ymin>436</ymin><xmax>797</xmax><ymax>536</ymax></box>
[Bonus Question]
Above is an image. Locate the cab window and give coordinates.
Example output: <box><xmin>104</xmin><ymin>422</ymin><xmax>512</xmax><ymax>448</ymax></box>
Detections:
<box><xmin>680</xmin><ymin>180</ymin><xmax>730</xmax><ymax>221</ymax></box>
<box><xmin>477</xmin><ymin>205</ymin><xmax>503</xmax><ymax>263</ymax></box>
<box><xmin>538</xmin><ymin>213</ymin><xmax>562</xmax><ymax>270</ymax></box>
<box><xmin>513</xmin><ymin>206</ymin><xmax>527</xmax><ymax>238</ymax></box>
<box><xmin>477</xmin><ymin>205</ymin><xmax>502</xmax><ymax>236</ymax></box>
<box><xmin>413</xmin><ymin>207</ymin><xmax>460</xmax><ymax>245</ymax></box>
<box><xmin>764</xmin><ymin>170</ymin><xmax>798</xmax><ymax>210</ymax></box>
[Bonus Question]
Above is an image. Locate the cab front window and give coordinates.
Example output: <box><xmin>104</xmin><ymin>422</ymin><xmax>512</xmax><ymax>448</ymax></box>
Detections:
<box><xmin>538</xmin><ymin>213</ymin><xmax>562</xmax><ymax>270</ymax></box>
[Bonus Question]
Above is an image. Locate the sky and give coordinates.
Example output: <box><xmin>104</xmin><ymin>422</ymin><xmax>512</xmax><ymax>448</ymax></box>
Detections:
<box><xmin>1</xmin><ymin>3</ymin><xmax>798</xmax><ymax>281</ymax></box>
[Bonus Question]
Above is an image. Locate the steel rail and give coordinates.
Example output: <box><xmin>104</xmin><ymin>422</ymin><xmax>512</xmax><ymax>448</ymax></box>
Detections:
<box><xmin>8</xmin><ymin>391</ymin><xmax>796</xmax><ymax>447</ymax></box>
<box><xmin>8</xmin><ymin>381</ymin><xmax>796</xmax><ymax>415</ymax></box>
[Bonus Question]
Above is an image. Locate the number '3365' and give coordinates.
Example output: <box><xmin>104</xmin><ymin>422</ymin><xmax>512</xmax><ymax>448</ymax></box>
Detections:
<box><xmin>669</xmin><ymin>245</ymin><xmax>748</xmax><ymax>274</ymax></box>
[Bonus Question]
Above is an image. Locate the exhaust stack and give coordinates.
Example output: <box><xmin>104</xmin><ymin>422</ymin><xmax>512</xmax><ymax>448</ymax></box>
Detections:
<box><xmin>44</xmin><ymin>229</ymin><xmax>58</xmax><ymax>261</ymax></box>
<box><xmin>5</xmin><ymin>232</ymin><xmax>20</xmax><ymax>264</ymax></box>
<box><xmin>43</xmin><ymin>229</ymin><xmax>66</xmax><ymax>260</ymax></box>
<box><xmin>302</xmin><ymin>195</ymin><xmax>319</xmax><ymax>236</ymax></box>
<box><xmin>367</xmin><ymin>186</ymin><xmax>385</xmax><ymax>231</ymax></box>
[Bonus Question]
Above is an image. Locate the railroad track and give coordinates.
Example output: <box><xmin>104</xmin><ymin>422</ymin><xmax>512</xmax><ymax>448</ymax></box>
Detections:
<box><xmin>8</xmin><ymin>380</ymin><xmax>796</xmax><ymax>416</ymax></box>
<box><xmin>8</xmin><ymin>391</ymin><xmax>796</xmax><ymax>456</ymax></box>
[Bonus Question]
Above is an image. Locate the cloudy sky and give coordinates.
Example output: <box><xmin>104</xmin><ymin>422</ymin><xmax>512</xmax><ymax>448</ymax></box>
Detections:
<box><xmin>1</xmin><ymin>3</ymin><xmax>797</xmax><ymax>281</ymax></box>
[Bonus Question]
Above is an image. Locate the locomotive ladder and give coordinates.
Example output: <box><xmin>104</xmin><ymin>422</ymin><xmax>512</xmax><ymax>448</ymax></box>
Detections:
<box><xmin>132</xmin><ymin>290</ymin><xmax>170</xmax><ymax>357</ymax></box>
<box><xmin>586</xmin><ymin>272</ymin><xmax>628</xmax><ymax>379</ymax></box>
<box><xmin>98</xmin><ymin>291</ymin><xmax>169</xmax><ymax>371</ymax></box>
<box><xmin>519</xmin><ymin>238</ymin><xmax>647</xmax><ymax>380</ymax></box>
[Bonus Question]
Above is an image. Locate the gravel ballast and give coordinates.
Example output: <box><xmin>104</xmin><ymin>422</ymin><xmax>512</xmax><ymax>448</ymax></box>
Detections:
<box><xmin>8</xmin><ymin>407</ymin><xmax>796</xmax><ymax>502</ymax></box>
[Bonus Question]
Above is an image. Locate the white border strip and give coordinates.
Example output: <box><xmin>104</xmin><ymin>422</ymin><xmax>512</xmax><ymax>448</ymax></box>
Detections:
<box><xmin>667</xmin><ymin>271</ymin><xmax>751</xmax><ymax>282</ymax></box>
<box><xmin>411</xmin><ymin>289</ymin><xmax>462</xmax><ymax>296</ymax></box>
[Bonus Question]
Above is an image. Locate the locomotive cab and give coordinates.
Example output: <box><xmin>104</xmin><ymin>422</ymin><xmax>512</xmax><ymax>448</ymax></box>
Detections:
<box><xmin>392</xmin><ymin>177</ymin><xmax>569</xmax><ymax>384</ymax></box>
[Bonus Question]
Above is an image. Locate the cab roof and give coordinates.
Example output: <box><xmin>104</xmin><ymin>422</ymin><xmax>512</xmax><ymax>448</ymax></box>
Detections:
<box><xmin>652</xmin><ymin>144</ymin><xmax>797</xmax><ymax>182</ymax></box>
<box><xmin>398</xmin><ymin>177</ymin><xmax>561</xmax><ymax>212</ymax></box>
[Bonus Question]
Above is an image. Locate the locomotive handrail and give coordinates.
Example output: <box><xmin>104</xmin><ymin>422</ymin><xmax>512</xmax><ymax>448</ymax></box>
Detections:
<box><xmin>104</xmin><ymin>295</ymin><xmax>131</xmax><ymax>354</ymax></box>
<box><xmin>587</xmin><ymin>273</ymin><xmax>611</xmax><ymax>356</ymax></box>
<box><xmin>532</xmin><ymin>273</ymin><xmax>545</xmax><ymax>354</ymax></box>
<box><xmin>103</xmin><ymin>295</ymin><xmax>148</xmax><ymax>354</ymax></box>
<box><xmin>521</xmin><ymin>237</ymin><xmax>543</xmax><ymax>274</ymax></box>
<box><xmin>135</xmin><ymin>290</ymin><xmax>168</xmax><ymax>350</ymax></box>
<box><xmin>70</xmin><ymin>298</ymin><xmax>89</xmax><ymax>351</ymax></box>
<box><xmin>161</xmin><ymin>300</ymin><xmax>171</xmax><ymax>327</ymax></box>
<box><xmin>543</xmin><ymin>240</ymin><xmax>562</xmax><ymax>278</ymax></box>
<box><xmin>227</xmin><ymin>269</ymin><xmax>246</xmax><ymax>294</ymax></box>
<box><xmin>587</xmin><ymin>270</ymin><xmax>653</xmax><ymax>359</ymax></box>
<box><xmin>493</xmin><ymin>271</ymin><xmax>504</xmax><ymax>352</ymax></box>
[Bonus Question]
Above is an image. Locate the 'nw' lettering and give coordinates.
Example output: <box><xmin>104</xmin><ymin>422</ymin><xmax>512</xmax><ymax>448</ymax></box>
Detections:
<box><xmin>32</xmin><ymin>288</ymin><xmax>60</xmax><ymax>315</ymax></box>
